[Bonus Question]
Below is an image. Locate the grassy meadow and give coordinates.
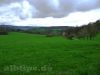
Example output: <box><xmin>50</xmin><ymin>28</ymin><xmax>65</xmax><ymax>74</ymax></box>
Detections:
<box><xmin>0</xmin><ymin>32</ymin><xmax>100</xmax><ymax>75</ymax></box>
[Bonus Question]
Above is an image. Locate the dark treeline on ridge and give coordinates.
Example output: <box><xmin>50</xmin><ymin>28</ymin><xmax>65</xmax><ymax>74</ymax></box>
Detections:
<box><xmin>63</xmin><ymin>20</ymin><xmax>100</xmax><ymax>40</ymax></box>
<box><xmin>0</xmin><ymin>20</ymin><xmax>100</xmax><ymax>40</ymax></box>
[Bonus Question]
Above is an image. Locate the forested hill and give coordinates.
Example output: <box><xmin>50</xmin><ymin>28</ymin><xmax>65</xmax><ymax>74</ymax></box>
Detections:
<box><xmin>0</xmin><ymin>20</ymin><xmax>100</xmax><ymax>36</ymax></box>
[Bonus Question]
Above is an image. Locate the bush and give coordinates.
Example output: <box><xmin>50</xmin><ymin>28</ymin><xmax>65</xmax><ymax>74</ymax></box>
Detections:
<box><xmin>0</xmin><ymin>31</ymin><xmax>8</xmax><ymax>35</ymax></box>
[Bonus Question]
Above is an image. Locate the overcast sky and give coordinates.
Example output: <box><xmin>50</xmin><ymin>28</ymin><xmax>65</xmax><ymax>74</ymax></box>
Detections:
<box><xmin>0</xmin><ymin>0</ymin><xmax>100</xmax><ymax>26</ymax></box>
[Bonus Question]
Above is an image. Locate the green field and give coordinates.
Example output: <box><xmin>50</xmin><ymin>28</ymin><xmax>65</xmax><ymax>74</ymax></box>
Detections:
<box><xmin>0</xmin><ymin>32</ymin><xmax>100</xmax><ymax>75</ymax></box>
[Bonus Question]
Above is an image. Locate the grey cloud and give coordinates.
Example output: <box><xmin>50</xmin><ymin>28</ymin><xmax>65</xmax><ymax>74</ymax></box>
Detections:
<box><xmin>0</xmin><ymin>0</ymin><xmax>100</xmax><ymax>18</ymax></box>
<box><xmin>75</xmin><ymin>0</ymin><xmax>100</xmax><ymax>11</ymax></box>
<box><xmin>0</xmin><ymin>0</ymin><xmax>20</xmax><ymax>5</ymax></box>
<box><xmin>28</xmin><ymin>0</ymin><xmax>100</xmax><ymax>18</ymax></box>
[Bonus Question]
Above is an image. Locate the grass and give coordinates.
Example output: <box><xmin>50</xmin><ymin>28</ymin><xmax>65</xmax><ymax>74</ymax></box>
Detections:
<box><xmin>0</xmin><ymin>32</ymin><xmax>100</xmax><ymax>75</ymax></box>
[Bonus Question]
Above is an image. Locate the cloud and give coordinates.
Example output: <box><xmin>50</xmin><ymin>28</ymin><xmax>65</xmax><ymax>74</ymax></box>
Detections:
<box><xmin>75</xmin><ymin>0</ymin><xmax>99</xmax><ymax>11</ymax></box>
<box><xmin>6</xmin><ymin>8</ymin><xmax>100</xmax><ymax>26</ymax></box>
<box><xmin>0</xmin><ymin>0</ymin><xmax>38</xmax><ymax>20</ymax></box>
<box><xmin>0</xmin><ymin>0</ymin><xmax>100</xmax><ymax>26</ymax></box>
<box><xmin>28</xmin><ymin>0</ymin><xmax>100</xmax><ymax>18</ymax></box>
<box><xmin>0</xmin><ymin>0</ymin><xmax>100</xmax><ymax>18</ymax></box>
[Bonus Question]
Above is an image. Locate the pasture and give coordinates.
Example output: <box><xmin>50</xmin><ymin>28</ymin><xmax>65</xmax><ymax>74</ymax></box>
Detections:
<box><xmin>0</xmin><ymin>32</ymin><xmax>100</xmax><ymax>75</ymax></box>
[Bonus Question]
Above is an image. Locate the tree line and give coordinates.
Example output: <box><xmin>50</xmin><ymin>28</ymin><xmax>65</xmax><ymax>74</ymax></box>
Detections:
<box><xmin>62</xmin><ymin>20</ymin><xmax>100</xmax><ymax>40</ymax></box>
<box><xmin>0</xmin><ymin>20</ymin><xmax>100</xmax><ymax>40</ymax></box>
<box><xmin>0</xmin><ymin>25</ymin><xmax>8</xmax><ymax>35</ymax></box>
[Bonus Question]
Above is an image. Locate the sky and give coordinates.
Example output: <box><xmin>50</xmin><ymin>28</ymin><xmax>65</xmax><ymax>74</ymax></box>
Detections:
<box><xmin>0</xmin><ymin>0</ymin><xmax>100</xmax><ymax>26</ymax></box>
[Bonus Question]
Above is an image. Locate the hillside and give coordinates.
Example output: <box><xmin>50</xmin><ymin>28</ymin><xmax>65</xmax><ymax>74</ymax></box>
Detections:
<box><xmin>0</xmin><ymin>32</ymin><xmax>100</xmax><ymax>75</ymax></box>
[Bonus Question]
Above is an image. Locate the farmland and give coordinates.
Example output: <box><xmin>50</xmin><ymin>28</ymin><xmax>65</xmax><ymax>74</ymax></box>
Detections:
<box><xmin>0</xmin><ymin>32</ymin><xmax>100</xmax><ymax>75</ymax></box>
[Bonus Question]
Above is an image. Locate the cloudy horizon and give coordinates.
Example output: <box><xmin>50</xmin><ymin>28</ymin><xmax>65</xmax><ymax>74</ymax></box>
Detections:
<box><xmin>0</xmin><ymin>0</ymin><xmax>100</xmax><ymax>26</ymax></box>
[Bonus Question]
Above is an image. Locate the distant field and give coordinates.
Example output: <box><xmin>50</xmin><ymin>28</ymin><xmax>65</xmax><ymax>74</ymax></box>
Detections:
<box><xmin>0</xmin><ymin>32</ymin><xmax>100</xmax><ymax>75</ymax></box>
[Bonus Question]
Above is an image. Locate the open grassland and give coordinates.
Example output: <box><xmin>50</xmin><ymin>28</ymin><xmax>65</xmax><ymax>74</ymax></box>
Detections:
<box><xmin>0</xmin><ymin>32</ymin><xmax>100</xmax><ymax>75</ymax></box>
